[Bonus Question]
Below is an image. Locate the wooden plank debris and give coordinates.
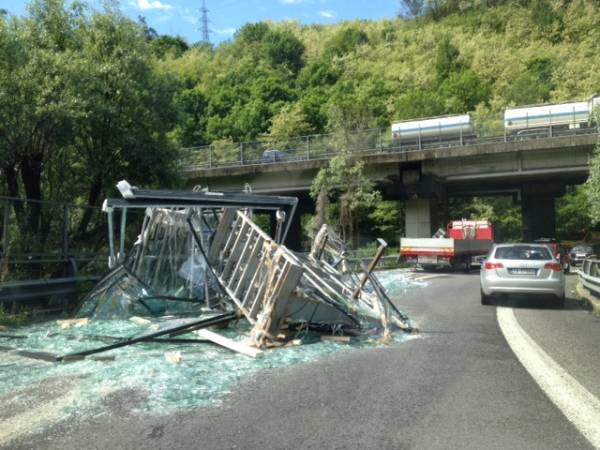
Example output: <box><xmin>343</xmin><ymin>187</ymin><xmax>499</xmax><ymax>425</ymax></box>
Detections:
<box><xmin>130</xmin><ymin>316</ymin><xmax>151</xmax><ymax>327</ymax></box>
<box><xmin>320</xmin><ymin>335</ymin><xmax>352</xmax><ymax>343</ymax></box>
<box><xmin>164</xmin><ymin>351</ymin><xmax>183</xmax><ymax>364</ymax></box>
<box><xmin>56</xmin><ymin>318</ymin><xmax>89</xmax><ymax>329</ymax></box>
<box><xmin>195</xmin><ymin>329</ymin><xmax>263</xmax><ymax>358</ymax></box>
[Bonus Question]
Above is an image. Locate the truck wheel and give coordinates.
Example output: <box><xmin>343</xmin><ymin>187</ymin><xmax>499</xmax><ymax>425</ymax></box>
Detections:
<box><xmin>464</xmin><ymin>257</ymin><xmax>472</xmax><ymax>273</ymax></box>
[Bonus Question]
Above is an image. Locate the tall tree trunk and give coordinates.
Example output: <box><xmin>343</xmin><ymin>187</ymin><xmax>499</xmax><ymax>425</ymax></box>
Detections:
<box><xmin>3</xmin><ymin>164</ymin><xmax>25</xmax><ymax>225</ymax></box>
<box><xmin>20</xmin><ymin>155</ymin><xmax>43</xmax><ymax>242</ymax></box>
<box><xmin>76</xmin><ymin>173</ymin><xmax>103</xmax><ymax>238</ymax></box>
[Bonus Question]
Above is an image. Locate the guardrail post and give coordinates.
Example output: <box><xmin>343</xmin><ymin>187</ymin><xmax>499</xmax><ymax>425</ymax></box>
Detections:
<box><xmin>306</xmin><ymin>135</ymin><xmax>310</xmax><ymax>160</ymax></box>
<box><xmin>460</xmin><ymin>127</ymin><xmax>463</xmax><ymax>146</ymax></box>
<box><xmin>378</xmin><ymin>128</ymin><xmax>383</xmax><ymax>151</ymax></box>
<box><xmin>62</xmin><ymin>205</ymin><xmax>69</xmax><ymax>259</ymax></box>
<box><xmin>118</xmin><ymin>207</ymin><xmax>127</xmax><ymax>263</ymax></box>
<box><xmin>240</xmin><ymin>143</ymin><xmax>244</xmax><ymax>165</ymax></box>
<box><xmin>208</xmin><ymin>145</ymin><xmax>213</xmax><ymax>168</ymax></box>
<box><xmin>2</xmin><ymin>200</ymin><xmax>9</xmax><ymax>259</ymax></box>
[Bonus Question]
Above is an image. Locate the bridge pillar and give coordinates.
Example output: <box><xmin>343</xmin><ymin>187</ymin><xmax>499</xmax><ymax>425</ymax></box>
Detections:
<box><xmin>521</xmin><ymin>195</ymin><xmax>556</xmax><ymax>242</ymax></box>
<box><xmin>520</xmin><ymin>183</ymin><xmax>564</xmax><ymax>241</ymax></box>
<box><xmin>405</xmin><ymin>198</ymin><xmax>438</xmax><ymax>238</ymax></box>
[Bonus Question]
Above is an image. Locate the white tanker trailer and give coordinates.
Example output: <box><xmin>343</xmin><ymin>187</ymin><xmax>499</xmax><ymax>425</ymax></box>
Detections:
<box><xmin>391</xmin><ymin>113</ymin><xmax>474</xmax><ymax>143</ymax></box>
<box><xmin>504</xmin><ymin>94</ymin><xmax>600</xmax><ymax>134</ymax></box>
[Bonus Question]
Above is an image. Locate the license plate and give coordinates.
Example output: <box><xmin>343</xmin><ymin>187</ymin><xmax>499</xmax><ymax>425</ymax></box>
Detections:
<box><xmin>418</xmin><ymin>256</ymin><xmax>437</xmax><ymax>264</ymax></box>
<box><xmin>509</xmin><ymin>268</ymin><xmax>536</xmax><ymax>275</ymax></box>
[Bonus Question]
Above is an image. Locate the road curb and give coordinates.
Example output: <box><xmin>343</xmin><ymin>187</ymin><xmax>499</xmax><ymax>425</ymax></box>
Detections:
<box><xmin>575</xmin><ymin>282</ymin><xmax>600</xmax><ymax>317</ymax></box>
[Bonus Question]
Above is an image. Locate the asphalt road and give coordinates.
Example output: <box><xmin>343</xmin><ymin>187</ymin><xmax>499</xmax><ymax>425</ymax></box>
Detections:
<box><xmin>4</xmin><ymin>272</ymin><xmax>600</xmax><ymax>450</ymax></box>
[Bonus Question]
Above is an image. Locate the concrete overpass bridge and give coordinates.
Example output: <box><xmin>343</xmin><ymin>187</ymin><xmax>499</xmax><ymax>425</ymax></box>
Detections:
<box><xmin>183</xmin><ymin>127</ymin><xmax>599</xmax><ymax>246</ymax></box>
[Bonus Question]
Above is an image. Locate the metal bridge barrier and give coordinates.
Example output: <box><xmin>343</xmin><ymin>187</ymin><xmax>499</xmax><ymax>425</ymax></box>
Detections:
<box><xmin>181</xmin><ymin>122</ymin><xmax>600</xmax><ymax>171</ymax></box>
<box><xmin>578</xmin><ymin>257</ymin><xmax>600</xmax><ymax>296</ymax></box>
<box><xmin>0</xmin><ymin>276</ymin><xmax>100</xmax><ymax>304</ymax></box>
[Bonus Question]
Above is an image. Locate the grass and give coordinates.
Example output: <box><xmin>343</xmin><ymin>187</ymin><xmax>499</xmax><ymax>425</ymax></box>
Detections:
<box><xmin>0</xmin><ymin>306</ymin><xmax>30</xmax><ymax>327</ymax></box>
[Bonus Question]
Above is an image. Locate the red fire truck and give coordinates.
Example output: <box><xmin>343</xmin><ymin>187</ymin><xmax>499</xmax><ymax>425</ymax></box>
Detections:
<box><xmin>400</xmin><ymin>220</ymin><xmax>494</xmax><ymax>270</ymax></box>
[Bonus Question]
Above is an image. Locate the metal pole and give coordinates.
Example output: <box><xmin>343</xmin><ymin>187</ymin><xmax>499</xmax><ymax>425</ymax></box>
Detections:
<box><xmin>352</xmin><ymin>238</ymin><xmax>387</xmax><ymax>300</ymax></box>
<box><xmin>460</xmin><ymin>127</ymin><xmax>463</xmax><ymax>146</ymax></box>
<box><xmin>208</xmin><ymin>145</ymin><xmax>212</xmax><ymax>168</ymax></box>
<box><xmin>2</xmin><ymin>200</ymin><xmax>9</xmax><ymax>259</ymax></box>
<box><xmin>62</xmin><ymin>205</ymin><xmax>69</xmax><ymax>259</ymax></box>
<box><xmin>106</xmin><ymin>207</ymin><xmax>116</xmax><ymax>269</ymax></box>
<box><xmin>378</xmin><ymin>128</ymin><xmax>382</xmax><ymax>151</ymax></box>
<box><xmin>118</xmin><ymin>207</ymin><xmax>127</xmax><ymax>263</ymax></box>
<box><xmin>240</xmin><ymin>143</ymin><xmax>244</xmax><ymax>165</ymax></box>
<box><xmin>418</xmin><ymin>126</ymin><xmax>422</xmax><ymax>150</ymax></box>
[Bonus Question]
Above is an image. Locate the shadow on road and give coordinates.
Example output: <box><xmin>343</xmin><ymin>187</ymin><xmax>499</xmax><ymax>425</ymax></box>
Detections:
<box><xmin>487</xmin><ymin>295</ymin><xmax>590</xmax><ymax>312</ymax></box>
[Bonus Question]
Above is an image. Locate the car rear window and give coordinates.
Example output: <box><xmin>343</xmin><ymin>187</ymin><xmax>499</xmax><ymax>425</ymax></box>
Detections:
<box><xmin>494</xmin><ymin>246</ymin><xmax>552</xmax><ymax>260</ymax></box>
<box><xmin>572</xmin><ymin>245</ymin><xmax>594</xmax><ymax>253</ymax></box>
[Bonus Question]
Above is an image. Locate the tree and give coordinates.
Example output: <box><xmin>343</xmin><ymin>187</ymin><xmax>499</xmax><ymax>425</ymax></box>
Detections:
<box><xmin>399</xmin><ymin>0</ymin><xmax>425</xmax><ymax>18</ymax></box>
<box><xmin>310</xmin><ymin>151</ymin><xmax>381</xmax><ymax>243</ymax></box>
<box><xmin>435</xmin><ymin>36</ymin><xmax>464</xmax><ymax>83</ymax></box>
<box><xmin>438</xmin><ymin>69</ymin><xmax>490</xmax><ymax>113</ymax></box>
<box><xmin>151</xmin><ymin>35</ymin><xmax>189</xmax><ymax>58</ymax></box>
<box><xmin>324</xmin><ymin>27</ymin><xmax>369</xmax><ymax>59</ymax></box>
<box><xmin>556</xmin><ymin>185</ymin><xmax>592</xmax><ymax>240</ymax></box>
<box><xmin>268</xmin><ymin>103</ymin><xmax>313</xmax><ymax>139</ymax></box>
<box><xmin>586</xmin><ymin>143</ymin><xmax>600</xmax><ymax>225</ymax></box>
<box><xmin>367</xmin><ymin>201</ymin><xmax>404</xmax><ymax>245</ymax></box>
<box><xmin>0</xmin><ymin>0</ymin><xmax>179</xmax><ymax>262</ymax></box>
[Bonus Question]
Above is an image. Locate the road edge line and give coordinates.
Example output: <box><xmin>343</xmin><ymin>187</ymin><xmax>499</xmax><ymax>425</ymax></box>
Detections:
<box><xmin>497</xmin><ymin>306</ymin><xmax>600</xmax><ymax>449</ymax></box>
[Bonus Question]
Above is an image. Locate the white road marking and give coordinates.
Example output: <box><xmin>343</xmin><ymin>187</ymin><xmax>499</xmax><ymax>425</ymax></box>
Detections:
<box><xmin>497</xmin><ymin>307</ymin><xmax>600</xmax><ymax>449</ymax></box>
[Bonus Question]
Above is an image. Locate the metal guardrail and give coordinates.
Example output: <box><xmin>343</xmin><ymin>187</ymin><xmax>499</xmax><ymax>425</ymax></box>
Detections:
<box><xmin>0</xmin><ymin>276</ymin><xmax>100</xmax><ymax>303</ymax></box>
<box><xmin>181</xmin><ymin>123</ymin><xmax>600</xmax><ymax>171</ymax></box>
<box><xmin>578</xmin><ymin>257</ymin><xmax>600</xmax><ymax>296</ymax></box>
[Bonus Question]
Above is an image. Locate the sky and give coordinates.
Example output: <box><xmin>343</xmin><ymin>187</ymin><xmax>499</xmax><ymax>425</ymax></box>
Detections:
<box><xmin>0</xmin><ymin>0</ymin><xmax>400</xmax><ymax>45</ymax></box>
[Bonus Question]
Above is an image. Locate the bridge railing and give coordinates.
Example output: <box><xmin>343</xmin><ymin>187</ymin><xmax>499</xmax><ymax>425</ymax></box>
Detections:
<box><xmin>181</xmin><ymin>120</ymin><xmax>600</xmax><ymax>171</ymax></box>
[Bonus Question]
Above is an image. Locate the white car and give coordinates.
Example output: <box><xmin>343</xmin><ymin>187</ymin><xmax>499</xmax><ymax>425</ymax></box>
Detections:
<box><xmin>480</xmin><ymin>243</ymin><xmax>565</xmax><ymax>307</ymax></box>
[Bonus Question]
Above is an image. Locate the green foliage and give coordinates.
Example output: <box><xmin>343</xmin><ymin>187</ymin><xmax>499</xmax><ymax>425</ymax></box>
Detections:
<box><xmin>310</xmin><ymin>151</ymin><xmax>381</xmax><ymax>242</ymax></box>
<box><xmin>0</xmin><ymin>0</ymin><xmax>179</xmax><ymax>268</ymax></box>
<box><xmin>438</xmin><ymin>69</ymin><xmax>490</xmax><ymax>113</ymax></box>
<box><xmin>324</xmin><ymin>27</ymin><xmax>369</xmax><ymax>59</ymax></box>
<box><xmin>366</xmin><ymin>201</ymin><xmax>404</xmax><ymax>246</ymax></box>
<box><xmin>0</xmin><ymin>306</ymin><xmax>29</xmax><ymax>326</ymax></box>
<box><xmin>151</xmin><ymin>35</ymin><xmax>189</xmax><ymax>58</ymax></box>
<box><xmin>556</xmin><ymin>185</ymin><xmax>592</xmax><ymax>240</ymax></box>
<box><xmin>269</xmin><ymin>103</ymin><xmax>313</xmax><ymax>139</ymax></box>
<box><xmin>435</xmin><ymin>37</ymin><xmax>464</xmax><ymax>82</ymax></box>
<box><xmin>586</xmin><ymin>143</ymin><xmax>600</xmax><ymax>225</ymax></box>
<box><xmin>506</xmin><ymin>57</ymin><xmax>555</xmax><ymax>104</ymax></box>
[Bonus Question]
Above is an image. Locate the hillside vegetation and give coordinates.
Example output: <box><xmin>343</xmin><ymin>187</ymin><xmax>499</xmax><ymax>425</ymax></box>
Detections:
<box><xmin>163</xmin><ymin>0</ymin><xmax>600</xmax><ymax>146</ymax></box>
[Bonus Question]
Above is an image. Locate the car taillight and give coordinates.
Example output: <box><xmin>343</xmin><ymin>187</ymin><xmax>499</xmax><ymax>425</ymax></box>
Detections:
<box><xmin>544</xmin><ymin>262</ymin><xmax>562</xmax><ymax>272</ymax></box>
<box><xmin>484</xmin><ymin>262</ymin><xmax>504</xmax><ymax>270</ymax></box>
